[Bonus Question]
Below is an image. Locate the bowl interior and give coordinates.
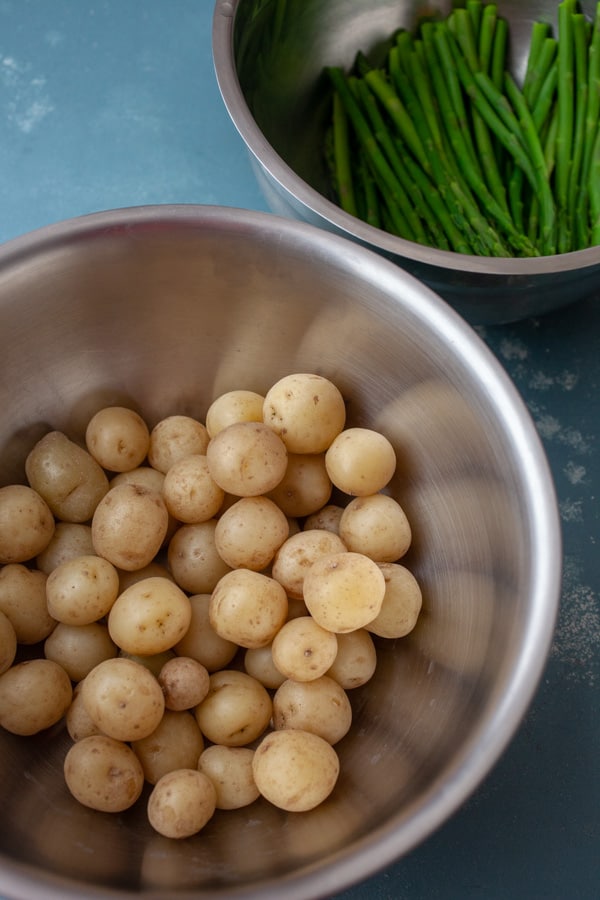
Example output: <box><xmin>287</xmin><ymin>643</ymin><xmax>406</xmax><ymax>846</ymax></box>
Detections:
<box><xmin>0</xmin><ymin>206</ymin><xmax>560</xmax><ymax>899</ymax></box>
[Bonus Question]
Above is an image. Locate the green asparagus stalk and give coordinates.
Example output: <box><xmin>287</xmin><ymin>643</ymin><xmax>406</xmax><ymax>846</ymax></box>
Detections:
<box><xmin>556</xmin><ymin>0</ymin><xmax>576</xmax><ymax>252</ymax></box>
<box><xmin>331</xmin><ymin>91</ymin><xmax>358</xmax><ymax>217</ymax></box>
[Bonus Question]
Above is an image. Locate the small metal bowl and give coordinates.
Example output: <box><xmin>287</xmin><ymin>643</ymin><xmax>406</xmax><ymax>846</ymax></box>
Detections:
<box><xmin>213</xmin><ymin>0</ymin><xmax>600</xmax><ymax>324</ymax></box>
<box><xmin>0</xmin><ymin>205</ymin><xmax>560</xmax><ymax>899</ymax></box>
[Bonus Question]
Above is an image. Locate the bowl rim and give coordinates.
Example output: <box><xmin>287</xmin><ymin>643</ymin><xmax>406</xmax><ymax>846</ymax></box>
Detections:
<box><xmin>0</xmin><ymin>203</ymin><xmax>563</xmax><ymax>899</ymax></box>
<box><xmin>212</xmin><ymin>0</ymin><xmax>600</xmax><ymax>276</ymax></box>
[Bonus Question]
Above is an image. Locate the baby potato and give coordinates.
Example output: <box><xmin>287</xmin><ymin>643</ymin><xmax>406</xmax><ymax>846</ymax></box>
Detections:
<box><xmin>325</xmin><ymin>427</ymin><xmax>397</xmax><ymax>496</ymax></box>
<box><xmin>158</xmin><ymin>656</ymin><xmax>210</xmax><ymax>711</ymax></box>
<box><xmin>326</xmin><ymin>629</ymin><xmax>377</xmax><ymax>689</ymax></box>
<box><xmin>272</xmin><ymin>675</ymin><xmax>352</xmax><ymax>746</ymax></box>
<box><xmin>262</xmin><ymin>373</ymin><xmax>346</xmax><ymax>454</ymax></box>
<box><xmin>303</xmin><ymin>551</ymin><xmax>386</xmax><ymax>633</ymax></box>
<box><xmin>368</xmin><ymin>563</ymin><xmax>423</xmax><ymax>638</ymax></box>
<box><xmin>0</xmin><ymin>484</ymin><xmax>55</xmax><ymax>564</ymax></box>
<box><xmin>252</xmin><ymin>729</ymin><xmax>340</xmax><ymax>812</ymax></box>
<box><xmin>36</xmin><ymin>523</ymin><xmax>95</xmax><ymax>574</ymax></box>
<box><xmin>267</xmin><ymin>453</ymin><xmax>332</xmax><ymax>518</ymax></box>
<box><xmin>339</xmin><ymin>494</ymin><xmax>412</xmax><ymax>562</ymax></box>
<box><xmin>148</xmin><ymin>415</ymin><xmax>210</xmax><ymax>474</ymax></box>
<box><xmin>303</xmin><ymin>503</ymin><xmax>345</xmax><ymax>534</ymax></box>
<box><xmin>0</xmin><ymin>658</ymin><xmax>72</xmax><ymax>735</ymax></box>
<box><xmin>85</xmin><ymin>406</ymin><xmax>150</xmax><ymax>473</ymax></box>
<box><xmin>271</xmin><ymin>616</ymin><xmax>338</xmax><ymax>682</ymax></box>
<box><xmin>162</xmin><ymin>454</ymin><xmax>224</xmax><ymax>523</ymax></box>
<box><xmin>0</xmin><ymin>564</ymin><xmax>55</xmax><ymax>644</ymax></box>
<box><xmin>244</xmin><ymin>644</ymin><xmax>287</xmax><ymax>690</ymax></box>
<box><xmin>80</xmin><ymin>657</ymin><xmax>165</xmax><ymax>742</ymax></box>
<box><xmin>168</xmin><ymin>521</ymin><xmax>232</xmax><ymax>594</ymax></box>
<box><xmin>271</xmin><ymin>529</ymin><xmax>347</xmax><ymax>600</ymax></box>
<box><xmin>147</xmin><ymin>768</ymin><xmax>216</xmax><ymax>839</ymax></box>
<box><xmin>206</xmin><ymin>421</ymin><xmax>288</xmax><ymax>497</ymax></box>
<box><xmin>194</xmin><ymin>670</ymin><xmax>272</xmax><ymax>747</ymax></box>
<box><xmin>174</xmin><ymin>594</ymin><xmax>238</xmax><ymax>672</ymax></box>
<box><xmin>0</xmin><ymin>611</ymin><xmax>17</xmax><ymax>675</ymax></box>
<box><xmin>209</xmin><ymin>569</ymin><xmax>288</xmax><ymax>649</ymax></box>
<box><xmin>132</xmin><ymin>709</ymin><xmax>204</xmax><ymax>785</ymax></box>
<box><xmin>198</xmin><ymin>745</ymin><xmax>259</xmax><ymax>810</ymax></box>
<box><xmin>25</xmin><ymin>431</ymin><xmax>109</xmax><ymax>523</ymax></box>
<box><xmin>66</xmin><ymin>681</ymin><xmax>104</xmax><ymax>741</ymax></box>
<box><xmin>64</xmin><ymin>734</ymin><xmax>144</xmax><ymax>813</ymax></box>
<box><xmin>108</xmin><ymin>577</ymin><xmax>192</xmax><ymax>656</ymax></box>
<box><xmin>205</xmin><ymin>390</ymin><xmax>264</xmax><ymax>437</ymax></box>
<box><xmin>110</xmin><ymin>465</ymin><xmax>165</xmax><ymax>493</ymax></box>
<box><xmin>46</xmin><ymin>555</ymin><xmax>120</xmax><ymax>626</ymax></box>
<box><xmin>117</xmin><ymin>561</ymin><xmax>174</xmax><ymax>593</ymax></box>
<box><xmin>119</xmin><ymin>650</ymin><xmax>175</xmax><ymax>677</ymax></box>
<box><xmin>214</xmin><ymin>496</ymin><xmax>289</xmax><ymax>571</ymax></box>
<box><xmin>91</xmin><ymin>483</ymin><xmax>168</xmax><ymax>571</ymax></box>
<box><xmin>44</xmin><ymin>621</ymin><xmax>118</xmax><ymax>682</ymax></box>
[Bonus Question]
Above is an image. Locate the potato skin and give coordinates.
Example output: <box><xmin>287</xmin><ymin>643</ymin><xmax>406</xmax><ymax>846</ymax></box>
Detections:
<box><xmin>64</xmin><ymin>734</ymin><xmax>144</xmax><ymax>812</ymax></box>
<box><xmin>0</xmin><ymin>659</ymin><xmax>72</xmax><ymax>735</ymax></box>
<box><xmin>91</xmin><ymin>483</ymin><xmax>168</xmax><ymax>571</ymax></box>
<box><xmin>80</xmin><ymin>657</ymin><xmax>165</xmax><ymax>742</ymax></box>
<box><xmin>25</xmin><ymin>431</ymin><xmax>109</xmax><ymax>523</ymax></box>
<box><xmin>107</xmin><ymin>576</ymin><xmax>192</xmax><ymax>655</ymax></box>
<box><xmin>0</xmin><ymin>484</ymin><xmax>55</xmax><ymax>564</ymax></box>
<box><xmin>147</xmin><ymin>768</ymin><xmax>216</xmax><ymax>838</ymax></box>
<box><xmin>252</xmin><ymin>729</ymin><xmax>340</xmax><ymax>812</ymax></box>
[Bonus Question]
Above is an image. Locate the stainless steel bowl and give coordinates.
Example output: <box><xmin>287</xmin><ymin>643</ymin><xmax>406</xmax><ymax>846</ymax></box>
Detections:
<box><xmin>0</xmin><ymin>205</ymin><xmax>560</xmax><ymax>899</ymax></box>
<box><xmin>212</xmin><ymin>0</ymin><xmax>600</xmax><ymax>324</ymax></box>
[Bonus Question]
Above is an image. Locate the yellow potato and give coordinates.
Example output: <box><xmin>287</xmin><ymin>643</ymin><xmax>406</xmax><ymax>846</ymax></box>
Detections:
<box><xmin>148</xmin><ymin>415</ymin><xmax>210</xmax><ymax>474</ymax></box>
<box><xmin>46</xmin><ymin>554</ymin><xmax>120</xmax><ymax>626</ymax></box>
<box><xmin>243</xmin><ymin>644</ymin><xmax>287</xmax><ymax>690</ymax></box>
<box><xmin>132</xmin><ymin>709</ymin><xmax>204</xmax><ymax>785</ymax></box>
<box><xmin>325</xmin><ymin>427</ymin><xmax>396</xmax><ymax>496</ymax></box>
<box><xmin>272</xmin><ymin>675</ymin><xmax>352</xmax><ymax>745</ymax></box>
<box><xmin>262</xmin><ymin>373</ymin><xmax>346</xmax><ymax>453</ymax></box>
<box><xmin>209</xmin><ymin>569</ymin><xmax>288</xmax><ymax>649</ymax></box>
<box><xmin>303</xmin><ymin>551</ymin><xmax>386</xmax><ymax>633</ymax></box>
<box><xmin>206</xmin><ymin>421</ymin><xmax>287</xmax><ymax>497</ymax></box>
<box><xmin>326</xmin><ymin>629</ymin><xmax>377</xmax><ymax>689</ymax></box>
<box><xmin>194</xmin><ymin>670</ymin><xmax>272</xmax><ymax>747</ymax></box>
<box><xmin>174</xmin><ymin>594</ymin><xmax>238</xmax><ymax>672</ymax></box>
<box><xmin>198</xmin><ymin>745</ymin><xmax>259</xmax><ymax>810</ymax></box>
<box><xmin>0</xmin><ymin>659</ymin><xmax>72</xmax><ymax>735</ymax></box>
<box><xmin>267</xmin><ymin>453</ymin><xmax>332</xmax><ymax>517</ymax></box>
<box><xmin>147</xmin><ymin>768</ymin><xmax>216</xmax><ymax>839</ymax></box>
<box><xmin>205</xmin><ymin>390</ymin><xmax>264</xmax><ymax>437</ymax></box>
<box><xmin>80</xmin><ymin>657</ymin><xmax>165</xmax><ymax>742</ymax></box>
<box><xmin>25</xmin><ymin>431</ymin><xmax>109</xmax><ymax>523</ymax></box>
<box><xmin>91</xmin><ymin>483</ymin><xmax>168</xmax><ymax>571</ymax></box>
<box><xmin>0</xmin><ymin>564</ymin><xmax>55</xmax><ymax>644</ymax></box>
<box><xmin>303</xmin><ymin>503</ymin><xmax>345</xmax><ymax>534</ymax></box>
<box><xmin>65</xmin><ymin>682</ymin><xmax>104</xmax><ymax>742</ymax></box>
<box><xmin>271</xmin><ymin>528</ymin><xmax>347</xmax><ymax>600</ymax></box>
<box><xmin>158</xmin><ymin>656</ymin><xmax>210</xmax><ymax>711</ymax></box>
<box><xmin>338</xmin><ymin>494</ymin><xmax>412</xmax><ymax>562</ymax></box>
<box><xmin>0</xmin><ymin>484</ymin><xmax>55</xmax><ymax>564</ymax></box>
<box><xmin>252</xmin><ymin>729</ymin><xmax>340</xmax><ymax>812</ymax></box>
<box><xmin>44</xmin><ymin>621</ymin><xmax>118</xmax><ymax>682</ymax></box>
<box><xmin>368</xmin><ymin>563</ymin><xmax>423</xmax><ymax>638</ymax></box>
<box><xmin>64</xmin><ymin>734</ymin><xmax>144</xmax><ymax>813</ymax></box>
<box><xmin>108</xmin><ymin>577</ymin><xmax>192</xmax><ymax>656</ymax></box>
<box><xmin>214</xmin><ymin>496</ymin><xmax>289</xmax><ymax>571</ymax></box>
<box><xmin>85</xmin><ymin>406</ymin><xmax>150</xmax><ymax>473</ymax></box>
<box><xmin>0</xmin><ymin>611</ymin><xmax>17</xmax><ymax>675</ymax></box>
<box><xmin>162</xmin><ymin>454</ymin><xmax>224</xmax><ymax>523</ymax></box>
<box><xmin>36</xmin><ymin>522</ymin><xmax>95</xmax><ymax>574</ymax></box>
<box><xmin>271</xmin><ymin>616</ymin><xmax>338</xmax><ymax>682</ymax></box>
<box><xmin>167</xmin><ymin>521</ymin><xmax>232</xmax><ymax>594</ymax></box>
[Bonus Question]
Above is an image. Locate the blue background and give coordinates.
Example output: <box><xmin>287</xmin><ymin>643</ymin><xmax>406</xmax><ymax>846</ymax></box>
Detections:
<box><xmin>0</xmin><ymin>2</ymin><xmax>599</xmax><ymax>898</ymax></box>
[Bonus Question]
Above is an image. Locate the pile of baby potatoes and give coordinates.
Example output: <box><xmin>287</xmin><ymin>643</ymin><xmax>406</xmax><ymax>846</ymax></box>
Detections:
<box><xmin>0</xmin><ymin>373</ymin><xmax>422</xmax><ymax>839</ymax></box>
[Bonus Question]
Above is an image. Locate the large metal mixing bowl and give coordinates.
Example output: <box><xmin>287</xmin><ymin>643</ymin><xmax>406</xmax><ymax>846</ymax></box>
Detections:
<box><xmin>0</xmin><ymin>205</ymin><xmax>560</xmax><ymax>899</ymax></box>
<box><xmin>212</xmin><ymin>0</ymin><xmax>600</xmax><ymax>324</ymax></box>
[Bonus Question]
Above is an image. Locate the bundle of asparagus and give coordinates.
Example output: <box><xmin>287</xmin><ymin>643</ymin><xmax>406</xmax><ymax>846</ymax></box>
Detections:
<box><xmin>325</xmin><ymin>0</ymin><xmax>600</xmax><ymax>257</ymax></box>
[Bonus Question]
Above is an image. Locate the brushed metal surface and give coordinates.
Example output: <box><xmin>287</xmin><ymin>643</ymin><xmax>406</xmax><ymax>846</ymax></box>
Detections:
<box><xmin>0</xmin><ymin>205</ymin><xmax>560</xmax><ymax>899</ymax></box>
<box><xmin>213</xmin><ymin>0</ymin><xmax>600</xmax><ymax>324</ymax></box>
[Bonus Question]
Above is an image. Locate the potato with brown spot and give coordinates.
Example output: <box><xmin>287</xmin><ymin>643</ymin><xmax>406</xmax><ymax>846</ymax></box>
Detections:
<box><xmin>252</xmin><ymin>729</ymin><xmax>340</xmax><ymax>812</ymax></box>
<box><xmin>91</xmin><ymin>483</ymin><xmax>168</xmax><ymax>571</ymax></box>
<box><xmin>64</xmin><ymin>734</ymin><xmax>144</xmax><ymax>812</ymax></box>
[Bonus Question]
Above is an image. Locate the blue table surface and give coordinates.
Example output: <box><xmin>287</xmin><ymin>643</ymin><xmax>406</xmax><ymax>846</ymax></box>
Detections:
<box><xmin>1</xmin><ymin>3</ymin><xmax>599</xmax><ymax>899</ymax></box>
